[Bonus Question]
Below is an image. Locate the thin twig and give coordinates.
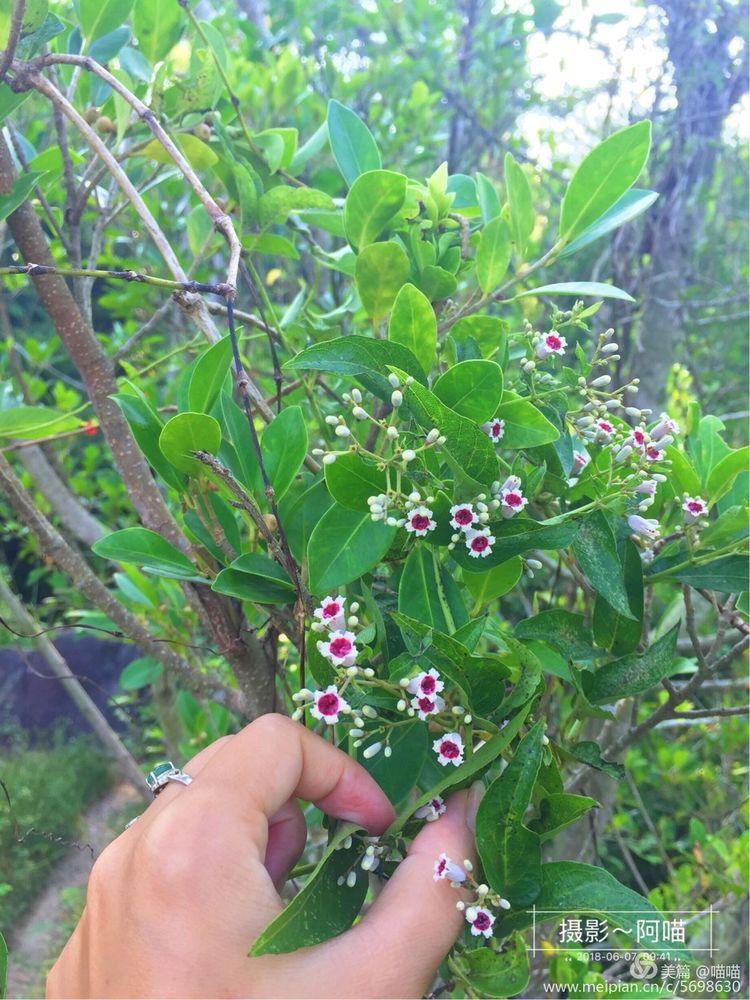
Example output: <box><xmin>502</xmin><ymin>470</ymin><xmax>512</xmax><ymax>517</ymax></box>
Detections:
<box><xmin>0</xmin><ymin>0</ymin><xmax>25</xmax><ymax>83</ymax></box>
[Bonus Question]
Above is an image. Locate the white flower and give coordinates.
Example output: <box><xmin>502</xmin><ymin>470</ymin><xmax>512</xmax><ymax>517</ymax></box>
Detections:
<box><xmin>498</xmin><ymin>475</ymin><xmax>521</xmax><ymax>494</ymax></box>
<box><xmin>536</xmin><ymin>332</ymin><xmax>567</xmax><ymax>359</ymax></box>
<box><xmin>405</xmin><ymin>505</ymin><xmax>436</xmax><ymax>537</ymax></box>
<box><xmin>645</xmin><ymin>444</ymin><xmax>663</xmax><ymax>462</ymax></box>
<box><xmin>626</xmin><ymin>426</ymin><xmax>648</xmax><ymax>450</ymax></box>
<box><xmin>407</xmin><ymin>668</ymin><xmax>444</xmax><ymax>698</ymax></box>
<box><xmin>596</xmin><ymin>419</ymin><xmax>615</xmax><ymax>438</ymax></box>
<box><xmin>433</xmin><ymin>852</ymin><xmax>467</xmax><ymax>883</ymax></box>
<box><xmin>465</xmin><ymin>527</ymin><xmax>495</xmax><ymax>558</ymax></box>
<box><xmin>635</xmin><ymin>479</ymin><xmax>657</xmax><ymax>497</ymax></box>
<box><xmin>433</xmin><ymin>732</ymin><xmax>465</xmax><ymax>766</ymax></box>
<box><xmin>310</xmin><ymin>685</ymin><xmax>349</xmax><ymax>724</ymax></box>
<box><xmin>466</xmin><ymin>905</ymin><xmax>495</xmax><ymax>938</ymax></box>
<box><xmin>651</xmin><ymin>413</ymin><xmax>680</xmax><ymax>441</ymax></box>
<box><xmin>317</xmin><ymin>630</ymin><xmax>358</xmax><ymax>667</ymax></box>
<box><xmin>627</xmin><ymin>514</ymin><xmax>660</xmax><ymax>540</ymax></box>
<box><xmin>573</xmin><ymin>451</ymin><xmax>589</xmax><ymax>471</ymax></box>
<box><xmin>313</xmin><ymin>594</ymin><xmax>346</xmax><ymax>632</ymax></box>
<box><xmin>482</xmin><ymin>418</ymin><xmax>505</xmax><ymax>444</ymax></box>
<box><xmin>411</xmin><ymin>693</ymin><xmax>445</xmax><ymax>720</ymax></box>
<box><xmin>414</xmin><ymin>796</ymin><xmax>446</xmax><ymax>822</ymax></box>
<box><xmin>501</xmin><ymin>486</ymin><xmax>528</xmax><ymax>519</ymax></box>
<box><xmin>449</xmin><ymin>503</ymin><xmax>477</xmax><ymax>532</ymax></box>
<box><xmin>683</xmin><ymin>495</ymin><xmax>709</xmax><ymax>524</ymax></box>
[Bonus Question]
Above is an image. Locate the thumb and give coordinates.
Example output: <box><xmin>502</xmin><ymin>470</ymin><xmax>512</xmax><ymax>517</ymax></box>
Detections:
<box><xmin>343</xmin><ymin>784</ymin><xmax>483</xmax><ymax>997</ymax></box>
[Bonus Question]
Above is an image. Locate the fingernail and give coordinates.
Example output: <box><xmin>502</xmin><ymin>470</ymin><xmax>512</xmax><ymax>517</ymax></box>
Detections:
<box><xmin>466</xmin><ymin>779</ymin><xmax>484</xmax><ymax>832</ymax></box>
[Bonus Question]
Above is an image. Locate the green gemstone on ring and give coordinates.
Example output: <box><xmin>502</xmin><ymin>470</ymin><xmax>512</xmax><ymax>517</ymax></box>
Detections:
<box><xmin>151</xmin><ymin>761</ymin><xmax>175</xmax><ymax>778</ymax></box>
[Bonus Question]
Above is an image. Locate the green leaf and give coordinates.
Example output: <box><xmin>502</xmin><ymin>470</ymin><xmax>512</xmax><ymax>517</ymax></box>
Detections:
<box><xmin>344</xmin><ymin>170</ymin><xmax>407</xmax><ymax>249</ymax></box>
<box><xmin>463</xmin><ymin>935</ymin><xmax>529</xmax><ymax>997</ymax></box>
<box><xmin>559</xmin><ymin>121</ymin><xmax>652</xmax><ymax>240</ymax></box>
<box><xmin>261</xmin><ymin>406</ymin><xmax>308</xmax><ymax>501</ymax></box>
<box><xmin>706</xmin><ymin>447</ymin><xmax>750</xmax><ymax>503</ymax></box>
<box><xmin>464</xmin><ymin>557</ymin><xmax>522</xmax><ymax>605</ymax></box>
<box><xmin>529</xmin><ymin>792</ymin><xmax>597</xmax><ymax>842</ymax></box>
<box><xmin>668</xmin><ymin>556</ymin><xmax>748</xmax><ymax>592</ymax></box>
<box><xmin>112</xmin><ymin>389</ymin><xmax>185</xmax><ymax>492</ymax></box>
<box><xmin>187</xmin><ymin>336</ymin><xmax>232</xmax><ymax>415</ymax></box>
<box><xmin>360</xmin><ymin>722</ymin><xmax>428</xmax><ymax>804</ymax></box>
<box><xmin>307</xmin><ymin>504</ymin><xmax>397</xmax><ymax>594</ymax></box>
<box><xmin>432</xmin><ymin>360</ymin><xmax>503</xmax><ymax>423</ymax></box>
<box><xmin>573</xmin><ymin>511</ymin><xmax>635</xmax><ymax>619</ymax></box>
<box><xmin>159</xmin><ymin>412</ymin><xmax>221</xmax><ymax>475</ymax></box>
<box><xmin>278</xmin><ymin>477</ymin><xmax>333</xmax><ymax>564</ymax></box>
<box><xmin>120</xmin><ymin>656</ymin><xmax>163</xmax><ymax>691</ymax></box>
<box><xmin>665</xmin><ymin>446</ymin><xmax>702</xmax><ymax>496</ymax></box>
<box><xmin>0</xmin><ymin>82</ymin><xmax>30</xmax><ymax>124</ymax></box>
<box><xmin>559</xmin><ymin>188</ymin><xmax>658</xmax><ymax>258</ymax></box>
<box><xmin>257</xmin><ymin>186</ymin><xmax>334</xmax><ymax>228</ymax></box>
<box><xmin>250</xmin><ymin>824</ymin><xmax>366</xmax><ymax>955</ymax></box>
<box><xmin>568</xmin><ymin>740</ymin><xmax>625</xmax><ymax>781</ymax></box>
<box><xmin>132</xmin><ymin>0</ymin><xmax>183</xmax><ymax>62</ymax></box>
<box><xmin>0</xmin><ymin>405</ymin><xmax>80</xmax><ymax>440</ymax></box>
<box><xmin>327</xmin><ymin>100</ymin><xmax>381</xmax><ymax>186</ymax></box>
<box><xmin>476</xmin><ymin>216</ymin><xmax>511</xmax><ymax>293</ymax></box>
<box><xmin>496</xmin><ymin>634</ymin><xmax>543</xmax><ymax>715</ymax></box>
<box><xmin>505</xmin><ymin>153</ymin><xmax>534</xmax><ymax>255</ymax></box>
<box><xmin>79</xmin><ymin>0</ymin><xmax>133</xmax><ymax>41</ymax></box>
<box><xmin>453</xmin><ymin>517</ymin><xmax>580</xmax><ymax>572</ymax></box>
<box><xmin>0</xmin><ymin>171</ymin><xmax>45</xmax><ymax>223</ymax></box>
<box><xmin>583</xmin><ymin>625</ymin><xmax>679</xmax><ymax>704</ymax></box>
<box><xmin>142</xmin><ymin>134</ymin><xmax>218</xmax><ymax>169</ymax></box>
<box><xmin>220</xmin><ymin>394</ymin><xmax>261</xmax><ymax>495</ymax></box>
<box><xmin>387</xmin><ymin>704</ymin><xmax>532</xmax><ymax>835</ymax></box>
<box><xmin>324</xmin><ymin>452</ymin><xmax>387</xmax><ymax>512</ymax></box>
<box><xmin>496</xmin><ymin>861</ymin><xmax>688</xmax><ymax>959</ymax></box>
<box><xmin>593</xmin><ymin>538</ymin><xmax>643</xmax><ymax>654</ymax></box>
<box><xmin>354</xmin><ymin>241</ymin><xmax>410</xmax><ymax>321</ymax></box>
<box><xmin>476</xmin><ymin>720</ymin><xmax>545</xmax><ymax>906</ymax></box>
<box><xmin>93</xmin><ymin>527</ymin><xmax>200</xmax><ymax>580</ymax></box>
<box><xmin>476</xmin><ymin>171</ymin><xmax>501</xmax><ymax>222</ymax></box>
<box><xmin>387</xmin><ymin>283</ymin><xmax>436</xmax><ymax>375</ymax></box>
<box><xmin>515</xmin><ymin>610</ymin><xmax>595</xmax><ymax>663</ymax></box>
<box><xmin>212</xmin><ymin>553</ymin><xmax>296</xmax><ymax>605</ymax></box>
<box><xmin>513</xmin><ymin>281</ymin><xmax>634</xmax><ymax>302</ymax></box>
<box><xmin>401</xmin><ymin>379</ymin><xmax>498</xmax><ymax>487</ymax></box>
<box><xmin>398</xmin><ymin>547</ymin><xmax>467</xmax><ymax>636</ymax></box>
<box><xmin>493</xmin><ymin>391</ymin><xmax>559</xmax><ymax>448</ymax></box>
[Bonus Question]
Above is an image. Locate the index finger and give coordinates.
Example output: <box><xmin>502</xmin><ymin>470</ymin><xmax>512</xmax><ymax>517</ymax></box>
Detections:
<box><xmin>194</xmin><ymin>713</ymin><xmax>395</xmax><ymax>835</ymax></box>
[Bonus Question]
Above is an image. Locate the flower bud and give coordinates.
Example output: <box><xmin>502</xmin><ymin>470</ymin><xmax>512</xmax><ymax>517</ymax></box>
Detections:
<box><xmin>323</xmin><ymin>453</ymin><xmax>337</xmax><ymax>465</ymax></box>
<box><xmin>352</xmin><ymin>406</ymin><xmax>368</xmax><ymax>420</ymax></box>
<box><xmin>589</xmin><ymin>374</ymin><xmax>612</xmax><ymax>388</ymax></box>
<box><xmin>388</xmin><ymin>373</ymin><xmax>400</xmax><ymax>388</ymax></box>
<box><xmin>362</xmin><ymin>705</ymin><xmax>378</xmax><ymax>719</ymax></box>
<box><xmin>325</xmin><ymin>415</ymin><xmax>339</xmax><ymax>425</ymax></box>
<box><xmin>386</xmin><ymin>425</ymin><xmax>399</xmax><ymax>439</ymax></box>
<box><xmin>335</xmin><ymin>424</ymin><xmax>351</xmax><ymax>438</ymax></box>
<box><xmin>402</xmin><ymin>449</ymin><xmax>416</xmax><ymax>462</ymax></box>
<box><xmin>363</xmin><ymin>742</ymin><xmax>382</xmax><ymax>759</ymax></box>
<box><xmin>391</xmin><ymin>390</ymin><xmax>403</xmax><ymax>408</ymax></box>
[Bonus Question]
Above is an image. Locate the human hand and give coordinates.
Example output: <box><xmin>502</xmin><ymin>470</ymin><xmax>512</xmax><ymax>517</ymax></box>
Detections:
<box><xmin>47</xmin><ymin>714</ymin><xmax>481</xmax><ymax>998</ymax></box>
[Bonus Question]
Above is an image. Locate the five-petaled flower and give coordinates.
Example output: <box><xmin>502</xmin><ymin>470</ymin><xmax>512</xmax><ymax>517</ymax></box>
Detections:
<box><xmin>628</xmin><ymin>514</ymin><xmax>660</xmax><ymax>540</ymax></box>
<box><xmin>536</xmin><ymin>332</ymin><xmax>567</xmax><ymax>359</ymax></box>
<box><xmin>433</xmin><ymin>732</ymin><xmax>465</xmax><ymax>766</ymax></box>
<box><xmin>314</xmin><ymin>594</ymin><xmax>346</xmax><ymax>632</ymax></box>
<box><xmin>405</xmin><ymin>505</ymin><xmax>436</xmax><ymax>537</ymax></box>
<box><xmin>683</xmin><ymin>495</ymin><xmax>708</xmax><ymax>524</ymax></box>
<box><xmin>573</xmin><ymin>451</ymin><xmax>589</xmax><ymax>471</ymax></box>
<box><xmin>412</xmin><ymin>693</ymin><xmax>445</xmax><ymax>720</ymax></box>
<box><xmin>466</xmin><ymin>905</ymin><xmax>495</xmax><ymax>938</ymax></box>
<box><xmin>651</xmin><ymin>413</ymin><xmax>680</xmax><ymax>441</ymax></box>
<box><xmin>645</xmin><ymin>445</ymin><xmax>662</xmax><ymax>462</ymax></box>
<box><xmin>317</xmin><ymin>629</ymin><xmax>358</xmax><ymax>667</ymax></box>
<box><xmin>310</xmin><ymin>685</ymin><xmax>349</xmax><ymax>724</ymax></box>
<box><xmin>408</xmin><ymin>668</ymin><xmax>444</xmax><ymax>697</ymax></box>
<box><xmin>482</xmin><ymin>418</ymin><xmax>505</xmax><ymax>444</ymax></box>
<box><xmin>433</xmin><ymin>852</ymin><xmax>467</xmax><ymax>883</ymax></box>
<box><xmin>501</xmin><ymin>487</ymin><xmax>528</xmax><ymax>519</ymax></box>
<box><xmin>414</xmin><ymin>796</ymin><xmax>446</xmax><ymax>822</ymax></box>
<box><xmin>596</xmin><ymin>419</ymin><xmax>615</xmax><ymax>438</ymax></box>
<box><xmin>450</xmin><ymin>503</ymin><xmax>477</xmax><ymax>532</ymax></box>
<box><xmin>465</xmin><ymin>527</ymin><xmax>495</xmax><ymax>558</ymax></box>
<box><xmin>627</xmin><ymin>426</ymin><xmax>648</xmax><ymax>449</ymax></box>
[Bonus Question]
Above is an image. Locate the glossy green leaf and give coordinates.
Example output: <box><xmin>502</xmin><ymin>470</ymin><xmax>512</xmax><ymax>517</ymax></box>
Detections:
<box><xmin>515</xmin><ymin>610</ymin><xmax>595</xmax><ymax>663</ymax></box>
<box><xmin>212</xmin><ymin>553</ymin><xmax>296</xmax><ymax>605</ymax></box>
<box><xmin>258</xmin><ymin>186</ymin><xmax>334</xmax><ymax>228</ymax></box>
<box><xmin>668</xmin><ymin>556</ymin><xmax>748</xmax><ymax>592</ymax></box>
<box><xmin>432</xmin><ymin>360</ymin><xmax>503</xmax><ymax>423</ymax></box>
<box><xmin>132</xmin><ymin>0</ymin><xmax>182</xmax><ymax>62</ymax></box>
<box><xmin>559</xmin><ymin>121</ymin><xmax>652</xmax><ymax>240</ymax></box>
<box><xmin>120</xmin><ymin>656</ymin><xmax>163</xmax><ymax>691</ymax></box>
<box><xmin>496</xmin><ymin>634</ymin><xmax>543</xmax><ymax>715</ymax></box>
<box><xmin>573</xmin><ymin>511</ymin><xmax>635</xmax><ymax>619</ymax></box>
<box><xmin>360</xmin><ymin>722</ymin><xmax>428</xmax><ymax>804</ymax></box>
<box><xmin>278</xmin><ymin>477</ymin><xmax>333</xmax><ymax>563</ymax></box>
<box><xmin>476</xmin><ymin>171</ymin><xmax>501</xmax><ymax>222</ymax></box>
<box><xmin>0</xmin><ymin>171</ymin><xmax>45</xmax><ymax>223</ymax></box>
<box><xmin>261</xmin><ymin>406</ymin><xmax>308</xmax><ymax>501</ymax></box>
<box><xmin>112</xmin><ymin>390</ymin><xmax>185</xmax><ymax>492</ymax></box>
<box><xmin>250</xmin><ymin>824</ymin><xmax>366</xmax><ymax>955</ymax></box>
<box><xmin>354</xmin><ymin>241</ymin><xmax>410</xmax><ymax>320</ymax></box>
<box><xmin>92</xmin><ymin>527</ymin><xmax>200</xmax><ymax>580</ymax></box>
<box><xmin>327</xmin><ymin>100</ymin><xmax>381</xmax><ymax>186</ymax></box>
<box><xmin>462</xmin><ymin>933</ymin><xmax>529</xmax><ymax>998</ymax></box>
<box><xmin>593</xmin><ymin>538</ymin><xmax>643</xmax><ymax>654</ymax></box>
<box><xmin>529</xmin><ymin>792</ymin><xmax>597</xmax><ymax>842</ymax></box>
<box><xmin>158</xmin><ymin>412</ymin><xmax>221</xmax><ymax>475</ymax></box>
<box><xmin>706</xmin><ymin>447</ymin><xmax>749</xmax><ymax>502</ymax></box>
<box><xmin>492</xmin><ymin>391</ymin><xmax>559</xmax><ymax>447</ymax></box>
<box><xmin>583</xmin><ymin>624</ymin><xmax>679</xmax><ymax>704</ymax></box>
<box><xmin>398</xmin><ymin>547</ymin><xmax>467</xmax><ymax>635</ymax></box>
<box><xmin>476</xmin><ymin>720</ymin><xmax>544</xmax><ymax>906</ymax></box>
<box><xmin>79</xmin><ymin>0</ymin><xmax>133</xmax><ymax>41</ymax></box>
<box><xmin>307</xmin><ymin>504</ymin><xmax>397</xmax><ymax>594</ymax></box>
<box><xmin>476</xmin><ymin>216</ymin><xmax>511</xmax><ymax>293</ymax></box>
<box><xmin>187</xmin><ymin>336</ymin><xmax>232</xmax><ymax>415</ymax></box>
<box><xmin>344</xmin><ymin>170</ymin><xmax>407</xmax><ymax>249</ymax></box>
<box><xmin>142</xmin><ymin>134</ymin><xmax>218</xmax><ymax>170</ymax></box>
<box><xmin>387</xmin><ymin>283</ymin><xmax>436</xmax><ymax>375</ymax></box>
<box><xmin>453</xmin><ymin>517</ymin><xmax>580</xmax><ymax>572</ymax></box>
<box><xmin>513</xmin><ymin>281</ymin><xmax>635</xmax><ymax>302</ymax></box>
<box><xmin>324</xmin><ymin>452</ymin><xmax>387</xmax><ymax>511</ymax></box>
<box><xmin>559</xmin><ymin>188</ymin><xmax>658</xmax><ymax>258</ymax></box>
<box><xmin>0</xmin><ymin>405</ymin><xmax>80</xmax><ymax>440</ymax></box>
<box><xmin>0</xmin><ymin>83</ymin><xmax>29</xmax><ymax>124</ymax></box>
<box><xmin>220</xmin><ymin>395</ymin><xmax>261</xmax><ymax>496</ymax></box>
<box><xmin>505</xmin><ymin>153</ymin><xmax>534</xmax><ymax>255</ymax></box>
<box><xmin>464</xmin><ymin>557</ymin><xmax>522</xmax><ymax>604</ymax></box>
<box><xmin>568</xmin><ymin>740</ymin><xmax>625</xmax><ymax>781</ymax></box>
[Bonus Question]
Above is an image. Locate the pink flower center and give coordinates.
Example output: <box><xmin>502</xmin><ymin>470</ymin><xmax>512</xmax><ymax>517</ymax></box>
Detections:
<box><xmin>546</xmin><ymin>334</ymin><xmax>562</xmax><ymax>350</ymax></box>
<box><xmin>633</xmin><ymin>430</ymin><xmax>646</xmax><ymax>445</ymax></box>
<box><xmin>421</xmin><ymin>674</ymin><xmax>437</xmax><ymax>695</ymax></box>
<box><xmin>471</xmin><ymin>535</ymin><xmax>489</xmax><ymax>553</ymax></box>
<box><xmin>418</xmin><ymin>696</ymin><xmax>434</xmax><ymax>714</ymax></box>
<box><xmin>473</xmin><ymin>912</ymin><xmax>492</xmax><ymax>931</ymax></box>
<box><xmin>688</xmin><ymin>501</ymin><xmax>703</xmax><ymax>513</ymax></box>
<box><xmin>598</xmin><ymin>421</ymin><xmax>614</xmax><ymax>434</ymax></box>
<box><xmin>490</xmin><ymin>422</ymin><xmax>502</xmax><ymax>438</ymax></box>
<box><xmin>329</xmin><ymin>637</ymin><xmax>352</xmax><ymax>658</ymax></box>
<box><xmin>431</xmin><ymin>798</ymin><xmax>442</xmax><ymax>810</ymax></box>
<box><xmin>411</xmin><ymin>514</ymin><xmax>431</xmax><ymax>531</ymax></box>
<box><xmin>455</xmin><ymin>508</ymin><xmax>474</xmax><ymax>525</ymax></box>
<box><xmin>440</xmin><ymin>739</ymin><xmax>460</xmax><ymax>759</ymax></box>
<box><xmin>317</xmin><ymin>692</ymin><xmax>340</xmax><ymax>716</ymax></box>
<box><xmin>504</xmin><ymin>492</ymin><xmax>522</xmax><ymax>508</ymax></box>
<box><xmin>436</xmin><ymin>857</ymin><xmax>447</xmax><ymax>876</ymax></box>
<box><xmin>647</xmin><ymin>447</ymin><xmax>660</xmax><ymax>459</ymax></box>
<box><xmin>322</xmin><ymin>602</ymin><xmax>340</xmax><ymax>619</ymax></box>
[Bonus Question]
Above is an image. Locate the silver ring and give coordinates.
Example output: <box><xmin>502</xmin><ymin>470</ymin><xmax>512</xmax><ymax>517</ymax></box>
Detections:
<box><xmin>146</xmin><ymin>761</ymin><xmax>194</xmax><ymax>797</ymax></box>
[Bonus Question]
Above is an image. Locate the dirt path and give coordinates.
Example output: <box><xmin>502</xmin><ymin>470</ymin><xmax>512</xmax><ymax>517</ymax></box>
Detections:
<box><xmin>7</xmin><ymin>783</ymin><xmax>139</xmax><ymax>999</ymax></box>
